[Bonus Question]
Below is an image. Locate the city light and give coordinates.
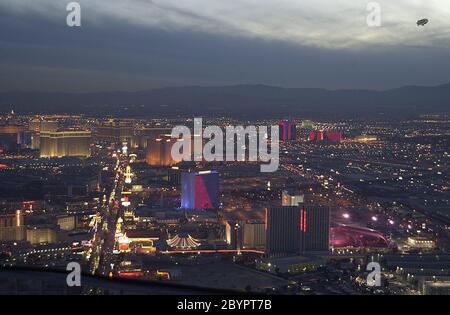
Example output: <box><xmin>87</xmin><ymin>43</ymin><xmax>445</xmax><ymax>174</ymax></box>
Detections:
<box><xmin>0</xmin><ymin>2</ymin><xmax>449</xmax><ymax>298</ymax></box>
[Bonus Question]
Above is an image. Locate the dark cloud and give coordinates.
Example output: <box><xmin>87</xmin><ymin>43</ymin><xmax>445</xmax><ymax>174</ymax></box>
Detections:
<box><xmin>1</xmin><ymin>2</ymin><xmax>450</xmax><ymax>92</ymax></box>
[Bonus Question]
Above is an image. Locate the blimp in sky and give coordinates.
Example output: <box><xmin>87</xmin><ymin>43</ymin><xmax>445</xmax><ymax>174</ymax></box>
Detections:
<box><xmin>417</xmin><ymin>18</ymin><xmax>429</xmax><ymax>26</ymax></box>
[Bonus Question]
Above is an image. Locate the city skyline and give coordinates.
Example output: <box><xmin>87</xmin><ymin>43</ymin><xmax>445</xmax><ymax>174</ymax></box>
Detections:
<box><xmin>1</xmin><ymin>113</ymin><xmax>448</xmax><ymax>296</ymax></box>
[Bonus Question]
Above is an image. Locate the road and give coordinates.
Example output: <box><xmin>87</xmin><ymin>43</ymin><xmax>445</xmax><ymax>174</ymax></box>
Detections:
<box><xmin>89</xmin><ymin>151</ymin><xmax>127</xmax><ymax>276</ymax></box>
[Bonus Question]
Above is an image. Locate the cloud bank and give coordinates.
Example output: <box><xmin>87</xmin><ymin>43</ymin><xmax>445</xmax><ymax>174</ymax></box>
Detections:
<box><xmin>0</xmin><ymin>0</ymin><xmax>449</xmax><ymax>92</ymax></box>
<box><xmin>2</xmin><ymin>0</ymin><xmax>449</xmax><ymax>48</ymax></box>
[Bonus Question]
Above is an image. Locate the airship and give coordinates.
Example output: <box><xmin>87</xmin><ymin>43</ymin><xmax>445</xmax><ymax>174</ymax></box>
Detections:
<box><xmin>417</xmin><ymin>18</ymin><xmax>429</xmax><ymax>26</ymax></box>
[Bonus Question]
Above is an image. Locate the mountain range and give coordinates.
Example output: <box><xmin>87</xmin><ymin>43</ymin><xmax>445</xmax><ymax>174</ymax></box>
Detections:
<box><xmin>1</xmin><ymin>83</ymin><xmax>449</xmax><ymax>118</ymax></box>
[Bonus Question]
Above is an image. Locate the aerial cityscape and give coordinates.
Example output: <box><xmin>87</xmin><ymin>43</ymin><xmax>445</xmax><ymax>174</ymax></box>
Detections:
<box><xmin>1</xmin><ymin>113</ymin><xmax>448</xmax><ymax>295</ymax></box>
<box><xmin>0</xmin><ymin>0</ymin><xmax>449</xmax><ymax>300</ymax></box>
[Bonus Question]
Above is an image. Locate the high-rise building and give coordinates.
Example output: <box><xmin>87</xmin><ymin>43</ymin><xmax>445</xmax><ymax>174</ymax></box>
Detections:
<box><xmin>136</xmin><ymin>127</ymin><xmax>173</xmax><ymax>148</ymax></box>
<box><xmin>146</xmin><ymin>135</ymin><xmax>179</xmax><ymax>166</ymax></box>
<box><xmin>225</xmin><ymin>219</ymin><xmax>266</xmax><ymax>250</ymax></box>
<box><xmin>265</xmin><ymin>206</ymin><xmax>302</xmax><ymax>257</ymax></box>
<box><xmin>308</xmin><ymin>130</ymin><xmax>342</xmax><ymax>143</ymax></box>
<box><xmin>303</xmin><ymin>205</ymin><xmax>330</xmax><ymax>252</ymax></box>
<box><xmin>0</xmin><ymin>125</ymin><xmax>24</xmax><ymax>151</ymax></box>
<box><xmin>242</xmin><ymin>221</ymin><xmax>266</xmax><ymax>249</ymax></box>
<box><xmin>181</xmin><ymin>171</ymin><xmax>219</xmax><ymax>210</ymax></box>
<box><xmin>26</xmin><ymin>226</ymin><xmax>57</xmax><ymax>245</ymax></box>
<box><xmin>0</xmin><ymin>211</ymin><xmax>26</xmax><ymax>241</ymax></box>
<box><xmin>96</xmin><ymin>120</ymin><xmax>134</xmax><ymax>145</ymax></box>
<box><xmin>265</xmin><ymin>205</ymin><xmax>330</xmax><ymax>257</ymax></box>
<box><xmin>279</xmin><ymin>120</ymin><xmax>296</xmax><ymax>142</ymax></box>
<box><xmin>40</xmin><ymin>130</ymin><xmax>91</xmax><ymax>158</ymax></box>
<box><xmin>27</xmin><ymin>120</ymin><xmax>59</xmax><ymax>150</ymax></box>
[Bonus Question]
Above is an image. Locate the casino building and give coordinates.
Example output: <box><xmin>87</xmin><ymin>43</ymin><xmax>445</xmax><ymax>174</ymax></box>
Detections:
<box><xmin>146</xmin><ymin>135</ymin><xmax>179</xmax><ymax>166</ymax></box>
<box><xmin>181</xmin><ymin>171</ymin><xmax>219</xmax><ymax>210</ymax></box>
<box><xmin>96</xmin><ymin>120</ymin><xmax>134</xmax><ymax>145</ymax></box>
<box><xmin>265</xmin><ymin>205</ymin><xmax>330</xmax><ymax>257</ymax></box>
<box><xmin>279</xmin><ymin>119</ymin><xmax>296</xmax><ymax>142</ymax></box>
<box><xmin>0</xmin><ymin>211</ymin><xmax>26</xmax><ymax>242</ymax></box>
<box><xmin>39</xmin><ymin>130</ymin><xmax>91</xmax><ymax>158</ymax></box>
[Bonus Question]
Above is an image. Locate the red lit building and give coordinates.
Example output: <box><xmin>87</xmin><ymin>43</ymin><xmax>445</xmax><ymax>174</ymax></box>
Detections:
<box><xmin>308</xmin><ymin>130</ymin><xmax>342</xmax><ymax>143</ymax></box>
<box><xmin>181</xmin><ymin>171</ymin><xmax>219</xmax><ymax>210</ymax></box>
<box><xmin>279</xmin><ymin>120</ymin><xmax>296</xmax><ymax>142</ymax></box>
<box><xmin>326</xmin><ymin>131</ymin><xmax>342</xmax><ymax>143</ymax></box>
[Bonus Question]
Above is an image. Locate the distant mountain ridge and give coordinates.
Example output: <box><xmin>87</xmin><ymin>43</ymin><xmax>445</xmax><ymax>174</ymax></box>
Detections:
<box><xmin>1</xmin><ymin>83</ymin><xmax>449</xmax><ymax>118</ymax></box>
